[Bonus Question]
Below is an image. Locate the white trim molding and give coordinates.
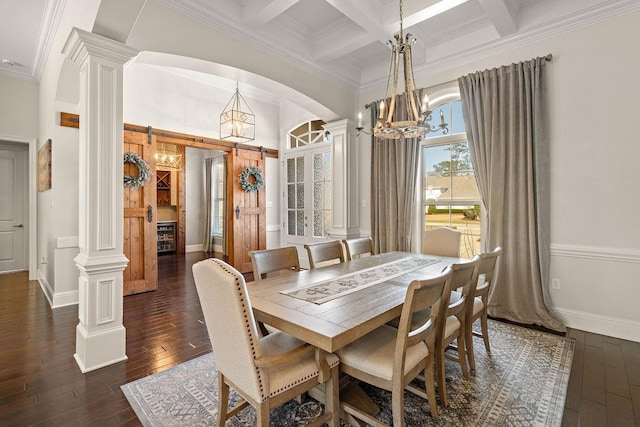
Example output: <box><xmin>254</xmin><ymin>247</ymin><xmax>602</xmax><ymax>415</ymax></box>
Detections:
<box><xmin>186</xmin><ymin>244</ymin><xmax>204</xmax><ymax>253</ymax></box>
<box><xmin>551</xmin><ymin>243</ymin><xmax>640</xmax><ymax>264</ymax></box>
<box><xmin>552</xmin><ymin>307</ymin><xmax>640</xmax><ymax>343</ymax></box>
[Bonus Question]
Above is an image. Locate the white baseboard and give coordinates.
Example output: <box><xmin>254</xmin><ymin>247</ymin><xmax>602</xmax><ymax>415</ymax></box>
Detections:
<box><xmin>52</xmin><ymin>290</ymin><xmax>79</xmax><ymax>308</ymax></box>
<box><xmin>38</xmin><ymin>269</ymin><xmax>54</xmax><ymax>307</ymax></box>
<box><xmin>39</xmin><ymin>268</ymin><xmax>79</xmax><ymax>308</ymax></box>
<box><xmin>552</xmin><ymin>307</ymin><xmax>640</xmax><ymax>343</ymax></box>
<box><xmin>186</xmin><ymin>244</ymin><xmax>203</xmax><ymax>253</ymax></box>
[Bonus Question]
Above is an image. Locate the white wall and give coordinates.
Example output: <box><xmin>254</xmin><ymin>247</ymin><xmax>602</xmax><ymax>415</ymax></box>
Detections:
<box><xmin>34</xmin><ymin>0</ymin><xmax>101</xmax><ymax>306</ymax></box>
<box><xmin>0</xmin><ymin>75</ymin><xmax>39</xmax><ymax>281</ymax></box>
<box><xmin>358</xmin><ymin>10</ymin><xmax>640</xmax><ymax>341</ymax></box>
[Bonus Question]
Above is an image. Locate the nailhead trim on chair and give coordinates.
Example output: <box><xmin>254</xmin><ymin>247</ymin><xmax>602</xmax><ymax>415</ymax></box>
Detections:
<box><xmin>208</xmin><ymin>258</ymin><xmax>341</xmax><ymax>402</ymax></box>
<box><xmin>208</xmin><ymin>258</ymin><xmax>267</xmax><ymax>400</ymax></box>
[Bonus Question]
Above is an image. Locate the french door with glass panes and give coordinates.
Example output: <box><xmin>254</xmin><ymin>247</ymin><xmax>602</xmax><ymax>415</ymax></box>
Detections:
<box><xmin>283</xmin><ymin>146</ymin><xmax>332</xmax><ymax>247</ymax></box>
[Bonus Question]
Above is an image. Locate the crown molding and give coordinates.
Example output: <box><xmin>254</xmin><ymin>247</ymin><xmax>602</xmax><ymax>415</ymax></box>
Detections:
<box><xmin>361</xmin><ymin>0</ymin><xmax>640</xmax><ymax>90</ymax></box>
<box><xmin>0</xmin><ymin>68</ymin><xmax>38</xmax><ymax>82</ymax></box>
<box><xmin>34</xmin><ymin>0</ymin><xmax>67</xmax><ymax>82</ymax></box>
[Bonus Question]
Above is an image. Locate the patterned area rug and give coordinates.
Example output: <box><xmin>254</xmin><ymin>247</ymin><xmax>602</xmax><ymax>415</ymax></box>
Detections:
<box><xmin>281</xmin><ymin>256</ymin><xmax>439</xmax><ymax>304</ymax></box>
<box><xmin>121</xmin><ymin>320</ymin><xmax>574</xmax><ymax>426</ymax></box>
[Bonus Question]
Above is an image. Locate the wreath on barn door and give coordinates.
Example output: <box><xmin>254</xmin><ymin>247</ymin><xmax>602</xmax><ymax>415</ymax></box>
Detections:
<box><xmin>239</xmin><ymin>166</ymin><xmax>264</xmax><ymax>192</ymax></box>
<box><xmin>123</xmin><ymin>152</ymin><xmax>152</xmax><ymax>189</ymax></box>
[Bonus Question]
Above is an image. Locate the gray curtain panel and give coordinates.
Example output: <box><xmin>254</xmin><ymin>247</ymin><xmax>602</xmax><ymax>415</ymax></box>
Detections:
<box><xmin>458</xmin><ymin>56</ymin><xmax>565</xmax><ymax>332</ymax></box>
<box><xmin>370</xmin><ymin>90</ymin><xmax>424</xmax><ymax>254</ymax></box>
<box><xmin>202</xmin><ymin>157</ymin><xmax>215</xmax><ymax>253</ymax></box>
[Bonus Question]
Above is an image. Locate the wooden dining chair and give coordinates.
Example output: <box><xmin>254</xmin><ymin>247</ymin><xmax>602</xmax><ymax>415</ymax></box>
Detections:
<box><xmin>342</xmin><ymin>236</ymin><xmax>374</xmax><ymax>260</ymax></box>
<box><xmin>304</xmin><ymin>241</ymin><xmax>345</xmax><ymax>269</ymax></box>
<box><xmin>434</xmin><ymin>255</ymin><xmax>480</xmax><ymax>407</ymax></box>
<box><xmin>249</xmin><ymin>246</ymin><xmax>300</xmax><ymax>280</ymax></box>
<box><xmin>336</xmin><ymin>267</ymin><xmax>453</xmax><ymax>426</ymax></box>
<box><xmin>192</xmin><ymin>258</ymin><xmax>340</xmax><ymax>427</ymax></box>
<box><xmin>459</xmin><ymin>246</ymin><xmax>502</xmax><ymax>371</ymax></box>
<box><xmin>422</xmin><ymin>227</ymin><xmax>461</xmax><ymax>257</ymax></box>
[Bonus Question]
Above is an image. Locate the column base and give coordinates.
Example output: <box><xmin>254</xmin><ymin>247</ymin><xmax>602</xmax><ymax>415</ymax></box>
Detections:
<box><xmin>74</xmin><ymin>323</ymin><xmax>127</xmax><ymax>373</ymax></box>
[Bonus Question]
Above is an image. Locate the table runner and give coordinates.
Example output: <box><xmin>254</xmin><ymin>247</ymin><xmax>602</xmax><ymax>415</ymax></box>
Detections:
<box><xmin>281</xmin><ymin>256</ymin><xmax>439</xmax><ymax>304</ymax></box>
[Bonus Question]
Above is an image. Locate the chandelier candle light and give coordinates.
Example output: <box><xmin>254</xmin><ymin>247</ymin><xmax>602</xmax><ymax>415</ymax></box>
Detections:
<box><xmin>356</xmin><ymin>0</ymin><xmax>448</xmax><ymax>139</ymax></box>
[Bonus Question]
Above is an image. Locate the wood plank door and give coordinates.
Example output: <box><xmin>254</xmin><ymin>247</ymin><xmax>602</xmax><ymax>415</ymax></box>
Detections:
<box><xmin>123</xmin><ymin>130</ymin><xmax>158</xmax><ymax>295</ymax></box>
<box><xmin>228</xmin><ymin>150</ymin><xmax>266</xmax><ymax>273</ymax></box>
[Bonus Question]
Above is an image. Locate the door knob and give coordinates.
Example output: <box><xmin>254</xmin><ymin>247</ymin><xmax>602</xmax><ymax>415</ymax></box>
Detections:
<box><xmin>13</xmin><ymin>224</ymin><xmax>23</xmax><ymax>228</ymax></box>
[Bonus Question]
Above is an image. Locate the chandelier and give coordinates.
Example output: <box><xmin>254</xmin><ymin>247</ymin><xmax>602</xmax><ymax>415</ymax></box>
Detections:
<box><xmin>155</xmin><ymin>143</ymin><xmax>182</xmax><ymax>170</ymax></box>
<box><xmin>220</xmin><ymin>82</ymin><xmax>255</xmax><ymax>142</ymax></box>
<box><xmin>357</xmin><ymin>0</ymin><xmax>448</xmax><ymax>140</ymax></box>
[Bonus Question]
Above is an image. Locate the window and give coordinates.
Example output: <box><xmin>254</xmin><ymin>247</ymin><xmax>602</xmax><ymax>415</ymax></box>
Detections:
<box><xmin>210</xmin><ymin>157</ymin><xmax>225</xmax><ymax>236</ymax></box>
<box><xmin>288</xmin><ymin>120</ymin><xmax>326</xmax><ymax>149</ymax></box>
<box><xmin>422</xmin><ymin>100</ymin><xmax>481</xmax><ymax>257</ymax></box>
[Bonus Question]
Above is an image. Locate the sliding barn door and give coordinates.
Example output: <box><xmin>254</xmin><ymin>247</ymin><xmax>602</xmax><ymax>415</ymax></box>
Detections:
<box><xmin>228</xmin><ymin>150</ymin><xmax>266</xmax><ymax>273</ymax></box>
<box><xmin>123</xmin><ymin>130</ymin><xmax>158</xmax><ymax>295</ymax></box>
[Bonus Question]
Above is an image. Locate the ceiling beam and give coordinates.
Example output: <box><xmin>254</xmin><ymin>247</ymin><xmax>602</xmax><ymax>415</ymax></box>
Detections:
<box><xmin>478</xmin><ymin>0</ymin><xmax>517</xmax><ymax>36</ymax></box>
<box><xmin>242</xmin><ymin>0</ymin><xmax>301</xmax><ymax>26</ymax></box>
<box><xmin>315</xmin><ymin>30</ymin><xmax>374</xmax><ymax>63</ymax></box>
<box><xmin>324</xmin><ymin>0</ymin><xmax>389</xmax><ymax>42</ymax></box>
<box><xmin>383</xmin><ymin>0</ymin><xmax>471</xmax><ymax>32</ymax></box>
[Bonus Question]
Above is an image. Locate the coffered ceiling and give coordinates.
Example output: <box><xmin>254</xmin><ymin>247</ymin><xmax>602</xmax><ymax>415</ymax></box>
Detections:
<box><xmin>2</xmin><ymin>0</ymin><xmax>639</xmax><ymax>90</ymax></box>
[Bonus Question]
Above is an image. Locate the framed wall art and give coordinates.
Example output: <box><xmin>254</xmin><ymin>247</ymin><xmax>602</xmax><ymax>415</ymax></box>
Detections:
<box><xmin>37</xmin><ymin>139</ymin><xmax>52</xmax><ymax>192</ymax></box>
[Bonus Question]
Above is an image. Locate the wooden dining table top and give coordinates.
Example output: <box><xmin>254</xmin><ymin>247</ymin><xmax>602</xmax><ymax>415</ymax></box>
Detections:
<box><xmin>246</xmin><ymin>251</ymin><xmax>464</xmax><ymax>354</ymax></box>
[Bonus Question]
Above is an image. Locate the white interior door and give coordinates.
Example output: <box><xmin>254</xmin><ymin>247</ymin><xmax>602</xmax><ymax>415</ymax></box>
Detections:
<box><xmin>282</xmin><ymin>147</ymin><xmax>332</xmax><ymax>261</ymax></box>
<box><xmin>0</xmin><ymin>148</ymin><xmax>27</xmax><ymax>273</ymax></box>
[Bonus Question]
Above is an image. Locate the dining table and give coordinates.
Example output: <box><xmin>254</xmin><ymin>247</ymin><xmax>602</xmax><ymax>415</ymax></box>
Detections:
<box><xmin>246</xmin><ymin>251</ymin><xmax>465</xmax><ymax>424</ymax></box>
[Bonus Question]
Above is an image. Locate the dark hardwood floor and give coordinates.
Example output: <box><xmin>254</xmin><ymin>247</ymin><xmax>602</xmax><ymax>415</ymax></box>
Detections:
<box><xmin>0</xmin><ymin>252</ymin><xmax>638</xmax><ymax>426</ymax></box>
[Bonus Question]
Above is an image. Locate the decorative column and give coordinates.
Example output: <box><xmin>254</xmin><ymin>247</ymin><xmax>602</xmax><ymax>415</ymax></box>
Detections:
<box><xmin>323</xmin><ymin>119</ymin><xmax>359</xmax><ymax>240</ymax></box>
<box><xmin>62</xmin><ymin>28</ymin><xmax>139</xmax><ymax>372</ymax></box>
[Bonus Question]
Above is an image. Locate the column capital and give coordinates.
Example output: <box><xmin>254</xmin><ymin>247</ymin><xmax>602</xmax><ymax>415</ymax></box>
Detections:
<box><xmin>62</xmin><ymin>27</ymin><xmax>139</xmax><ymax>67</ymax></box>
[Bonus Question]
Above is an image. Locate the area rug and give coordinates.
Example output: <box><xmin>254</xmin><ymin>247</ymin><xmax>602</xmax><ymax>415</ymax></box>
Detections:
<box><xmin>281</xmin><ymin>256</ymin><xmax>439</xmax><ymax>304</ymax></box>
<box><xmin>121</xmin><ymin>320</ymin><xmax>574</xmax><ymax>426</ymax></box>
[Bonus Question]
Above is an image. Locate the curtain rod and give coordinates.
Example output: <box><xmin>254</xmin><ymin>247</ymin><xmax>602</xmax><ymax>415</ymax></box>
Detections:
<box><xmin>363</xmin><ymin>53</ymin><xmax>553</xmax><ymax>110</ymax></box>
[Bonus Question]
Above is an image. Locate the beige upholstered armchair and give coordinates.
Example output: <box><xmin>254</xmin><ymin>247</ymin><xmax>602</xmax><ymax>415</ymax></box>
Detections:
<box><xmin>192</xmin><ymin>258</ymin><xmax>339</xmax><ymax>427</ymax></box>
<box><xmin>422</xmin><ymin>227</ymin><xmax>462</xmax><ymax>257</ymax></box>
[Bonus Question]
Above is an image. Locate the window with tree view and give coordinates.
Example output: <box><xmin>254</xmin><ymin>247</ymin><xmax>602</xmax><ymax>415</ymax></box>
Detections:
<box><xmin>423</xmin><ymin>99</ymin><xmax>481</xmax><ymax>257</ymax></box>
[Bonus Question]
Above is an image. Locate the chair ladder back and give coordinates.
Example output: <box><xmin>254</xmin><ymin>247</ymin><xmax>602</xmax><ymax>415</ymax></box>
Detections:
<box><xmin>304</xmin><ymin>241</ymin><xmax>345</xmax><ymax>269</ymax></box>
<box><xmin>250</xmin><ymin>247</ymin><xmax>300</xmax><ymax>280</ymax></box>
<box><xmin>342</xmin><ymin>236</ymin><xmax>374</xmax><ymax>261</ymax></box>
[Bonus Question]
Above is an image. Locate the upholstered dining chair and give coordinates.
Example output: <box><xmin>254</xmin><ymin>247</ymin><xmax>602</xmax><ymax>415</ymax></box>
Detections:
<box><xmin>422</xmin><ymin>227</ymin><xmax>462</xmax><ymax>257</ymax></box>
<box><xmin>458</xmin><ymin>246</ymin><xmax>502</xmax><ymax>371</ymax></box>
<box><xmin>304</xmin><ymin>241</ymin><xmax>345</xmax><ymax>269</ymax></box>
<box><xmin>435</xmin><ymin>255</ymin><xmax>480</xmax><ymax>407</ymax></box>
<box><xmin>342</xmin><ymin>236</ymin><xmax>374</xmax><ymax>261</ymax></box>
<box><xmin>336</xmin><ymin>267</ymin><xmax>453</xmax><ymax>426</ymax></box>
<box><xmin>192</xmin><ymin>258</ymin><xmax>340</xmax><ymax>427</ymax></box>
<box><xmin>250</xmin><ymin>246</ymin><xmax>300</xmax><ymax>280</ymax></box>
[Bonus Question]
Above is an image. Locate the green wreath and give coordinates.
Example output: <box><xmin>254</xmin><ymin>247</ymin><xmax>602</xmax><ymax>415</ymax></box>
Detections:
<box><xmin>240</xmin><ymin>166</ymin><xmax>264</xmax><ymax>192</ymax></box>
<box><xmin>123</xmin><ymin>152</ymin><xmax>151</xmax><ymax>189</ymax></box>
